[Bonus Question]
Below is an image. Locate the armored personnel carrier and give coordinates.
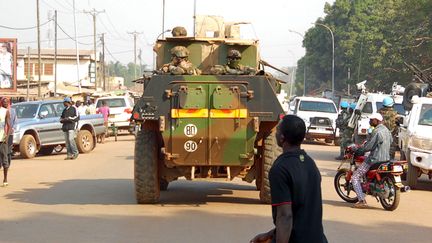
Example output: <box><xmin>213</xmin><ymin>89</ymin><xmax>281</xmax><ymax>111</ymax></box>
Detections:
<box><xmin>131</xmin><ymin>18</ymin><xmax>285</xmax><ymax>204</ymax></box>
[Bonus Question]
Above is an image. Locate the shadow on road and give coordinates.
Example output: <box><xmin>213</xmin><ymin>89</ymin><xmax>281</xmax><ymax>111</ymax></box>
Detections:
<box><xmin>5</xmin><ymin>179</ymin><xmax>260</xmax><ymax>206</ymax></box>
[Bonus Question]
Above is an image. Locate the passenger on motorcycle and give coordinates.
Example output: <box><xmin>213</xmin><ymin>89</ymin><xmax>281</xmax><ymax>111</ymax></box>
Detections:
<box><xmin>351</xmin><ymin>113</ymin><xmax>392</xmax><ymax>209</ymax></box>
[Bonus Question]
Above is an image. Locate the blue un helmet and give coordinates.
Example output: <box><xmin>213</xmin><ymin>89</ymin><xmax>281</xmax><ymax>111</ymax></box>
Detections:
<box><xmin>382</xmin><ymin>97</ymin><xmax>394</xmax><ymax>107</ymax></box>
<box><xmin>340</xmin><ymin>101</ymin><xmax>349</xmax><ymax>109</ymax></box>
<box><xmin>350</xmin><ymin>102</ymin><xmax>357</xmax><ymax>110</ymax></box>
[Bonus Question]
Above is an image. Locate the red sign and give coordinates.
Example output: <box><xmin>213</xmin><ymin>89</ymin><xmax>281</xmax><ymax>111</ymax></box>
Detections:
<box><xmin>0</xmin><ymin>38</ymin><xmax>17</xmax><ymax>92</ymax></box>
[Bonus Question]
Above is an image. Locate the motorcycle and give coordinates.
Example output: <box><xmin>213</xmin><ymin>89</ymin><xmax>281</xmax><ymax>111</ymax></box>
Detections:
<box><xmin>334</xmin><ymin>144</ymin><xmax>409</xmax><ymax>211</ymax></box>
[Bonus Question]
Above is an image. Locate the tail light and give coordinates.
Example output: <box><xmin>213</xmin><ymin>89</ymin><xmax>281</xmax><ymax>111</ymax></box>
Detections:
<box><xmin>133</xmin><ymin>112</ymin><xmax>140</xmax><ymax>119</ymax></box>
<box><xmin>124</xmin><ymin>108</ymin><xmax>133</xmax><ymax>114</ymax></box>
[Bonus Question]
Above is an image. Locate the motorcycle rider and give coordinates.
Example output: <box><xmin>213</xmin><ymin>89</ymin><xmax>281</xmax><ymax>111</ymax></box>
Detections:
<box><xmin>335</xmin><ymin>101</ymin><xmax>350</xmax><ymax>160</ymax></box>
<box><xmin>378</xmin><ymin>97</ymin><xmax>398</xmax><ymax>160</ymax></box>
<box><xmin>351</xmin><ymin>113</ymin><xmax>392</xmax><ymax>209</ymax></box>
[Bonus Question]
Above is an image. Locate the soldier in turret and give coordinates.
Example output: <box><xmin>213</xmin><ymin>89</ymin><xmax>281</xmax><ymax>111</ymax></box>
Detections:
<box><xmin>159</xmin><ymin>46</ymin><xmax>201</xmax><ymax>75</ymax></box>
<box><xmin>171</xmin><ymin>26</ymin><xmax>187</xmax><ymax>37</ymax></box>
<box><xmin>379</xmin><ymin>97</ymin><xmax>398</xmax><ymax>159</ymax></box>
<box><xmin>210</xmin><ymin>49</ymin><xmax>256</xmax><ymax>75</ymax></box>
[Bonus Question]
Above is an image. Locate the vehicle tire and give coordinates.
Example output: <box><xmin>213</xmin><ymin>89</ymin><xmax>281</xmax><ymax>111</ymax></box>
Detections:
<box><xmin>76</xmin><ymin>130</ymin><xmax>95</xmax><ymax>153</ymax></box>
<box><xmin>334</xmin><ymin>169</ymin><xmax>359</xmax><ymax>203</ymax></box>
<box><xmin>160</xmin><ymin>179</ymin><xmax>169</xmax><ymax>191</ymax></box>
<box><xmin>399</xmin><ymin>151</ymin><xmax>407</xmax><ymax>181</ymax></box>
<box><xmin>37</xmin><ymin>146</ymin><xmax>55</xmax><ymax>156</ymax></box>
<box><xmin>334</xmin><ymin>137</ymin><xmax>341</xmax><ymax>146</ymax></box>
<box><xmin>379</xmin><ymin>175</ymin><xmax>401</xmax><ymax>211</ymax></box>
<box><xmin>54</xmin><ymin>145</ymin><xmax>64</xmax><ymax>153</ymax></box>
<box><xmin>134</xmin><ymin>129</ymin><xmax>160</xmax><ymax>204</ymax></box>
<box><xmin>19</xmin><ymin>134</ymin><xmax>37</xmax><ymax>159</ymax></box>
<box><xmin>406</xmin><ymin>149</ymin><xmax>419</xmax><ymax>188</ymax></box>
<box><xmin>259</xmin><ymin>131</ymin><xmax>282</xmax><ymax>204</ymax></box>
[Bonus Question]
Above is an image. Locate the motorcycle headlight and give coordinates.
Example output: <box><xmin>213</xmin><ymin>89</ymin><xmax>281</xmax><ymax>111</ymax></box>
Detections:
<box><xmin>409</xmin><ymin>136</ymin><xmax>432</xmax><ymax>151</ymax></box>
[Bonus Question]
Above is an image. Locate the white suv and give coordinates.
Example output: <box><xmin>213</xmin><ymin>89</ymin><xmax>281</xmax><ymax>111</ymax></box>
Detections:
<box><xmin>95</xmin><ymin>96</ymin><xmax>134</xmax><ymax>130</ymax></box>
<box><xmin>290</xmin><ymin>97</ymin><xmax>339</xmax><ymax>144</ymax></box>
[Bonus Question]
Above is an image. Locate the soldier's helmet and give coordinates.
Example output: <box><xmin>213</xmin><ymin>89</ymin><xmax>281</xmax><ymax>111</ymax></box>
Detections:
<box><xmin>171</xmin><ymin>26</ymin><xmax>187</xmax><ymax>37</ymax></box>
<box><xmin>170</xmin><ymin>46</ymin><xmax>189</xmax><ymax>58</ymax></box>
<box><xmin>340</xmin><ymin>101</ymin><xmax>349</xmax><ymax>109</ymax></box>
<box><xmin>382</xmin><ymin>97</ymin><xmax>394</xmax><ymax>107</ymax></box>
<box><xmin>227</xmin><ymin>49</ymin><xmax>242</xmax><ymax>59</ymax></box>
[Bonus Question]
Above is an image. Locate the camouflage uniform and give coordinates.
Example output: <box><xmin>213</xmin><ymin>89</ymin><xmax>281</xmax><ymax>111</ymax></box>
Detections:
<box><xmin>210</xmin><ymin>49</ymin><xmax>256</xmax><ymax>75</ymax></box>
<box><xmin>160</xmin><ymin>46</ymin><xmax>201</xmax><ymax>75</ymax></box>
<box><xmin>379</xmin><ymin>107</ymin><xmax>398</xmax><ymax>159</ymax></box>
<box><xmin>336</xmin><ymin>109</ymin><xmax>353</xmax><ymax>158</ymax></box>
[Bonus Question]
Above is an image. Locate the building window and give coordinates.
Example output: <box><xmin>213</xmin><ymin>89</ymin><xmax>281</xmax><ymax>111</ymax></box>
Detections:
<box><xmin>23</xmin><ymin>62</ymin><xmax>54</xmax><ymax>76</ymax></box>
<box><xmin>44</xmin><ymin>63</ymin><xmax>53</xmax><ymax>75</ymax></box>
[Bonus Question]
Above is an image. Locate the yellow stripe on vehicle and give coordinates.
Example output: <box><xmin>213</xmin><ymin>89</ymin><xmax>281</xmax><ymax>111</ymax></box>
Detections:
<box><xmin>171</xmin><ymin>109</ymin><xmax>209</xmax><ymax>118</ymax></box>
<box><xmin>209</xmin><ymin>109</ymin><xmax>248</xmax><ymax>118</ymax></box>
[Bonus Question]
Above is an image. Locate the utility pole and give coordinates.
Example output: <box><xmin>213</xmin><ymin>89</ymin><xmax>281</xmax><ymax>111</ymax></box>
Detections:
<box><xmin>83</xmin><ymin>8</ymin><xmax>105</xmax><ymax>89</ymax></box>
<box><xmin>54</xmin><ymin>10</ymin><xmax>58</xmax><ymax>96</ymax></box>
<box><xmin>36</xmin><ymin>0</ymin><xmax>42</xmax><ymax>98</ymax></box>
<box><xmin>72</xmin><ymin>0</ymin><xmax>81</xmax><ymax>93</ymax></box>
<box><xmin>127</xmin><ymin>31</ymin><xmax>142</xmax><ymax>79</ymax></box>
<box><xmin>27</xmin><ymin>47</ymin><xmax>31</xmax><ymax>101</ymax></box>
<box><xmin>348</xmin><ymin>67</ymin><xmax>351</xmax><ymax>96</ymax></box>
<box><xmin>101</xmin><ymin>33</ymin><xmax>106</xmax><ymax>91</ymax></box>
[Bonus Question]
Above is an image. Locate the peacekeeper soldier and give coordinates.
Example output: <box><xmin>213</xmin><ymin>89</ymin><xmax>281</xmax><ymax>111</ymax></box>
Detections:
<box><xmin>171</xmin><ymin>26</ymin><xmax>187</xmax><ymax>37</ymax></box>
<box><xmin>335</xmin><ymin>101</ymin><xmax>350</xmax><ymax>160</ymax></box>
<box><xmin>159</xmin><ymin>46</ymin><xmax>201</xmax><ymax>75</ymax></box>
<box><xmin>210</xmin><ymin>49</ymin><xmax>256</xmax><ymax>75</ymax></box>
<box><xmin>378</xmin><ymin>97</ymin><xmax>398</xmax><ymax>159</ymax></box>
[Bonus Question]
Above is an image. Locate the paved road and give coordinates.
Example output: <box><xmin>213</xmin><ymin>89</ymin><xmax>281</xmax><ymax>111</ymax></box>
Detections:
<box><xmin>1</xmin><ymin>135</ymin><xmax>431</xmax><ymax>243</ymax></box>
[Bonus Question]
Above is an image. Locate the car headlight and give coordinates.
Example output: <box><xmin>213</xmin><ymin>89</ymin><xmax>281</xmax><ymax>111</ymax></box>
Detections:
<box><xmin>409</xmin><ymin>136</ymin><xmax>432</xmax><ymax>151</ymax></box>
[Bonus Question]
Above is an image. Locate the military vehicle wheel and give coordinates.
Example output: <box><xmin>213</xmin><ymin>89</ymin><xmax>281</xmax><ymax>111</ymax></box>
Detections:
<box><xmin>76</xmin><ymin>130</ymin><xmax>94</xmax><ymax>153</ymax></box>
<box><xmin>20</xmin><ymin>134</ymin><xmax>37</xmax><ymax>159</ymax></box>
<box><xmin>259</xmin><ymin>131</ymin><xmax>281</xmax><ymax>204</ymax></box>
<box><xmin>160</xmin><ymin>179</ymin><xmax>169</xmax><ymax>191</ymax></box>
<box><xmin>37</xmin><ymin>146</ymin><xmax>55</xmax><ymax>156</ymax></box>
<box><xmin>134</xmin><ymin>129</ymin><xmax>160</xmax><ymax>204</ymax></box>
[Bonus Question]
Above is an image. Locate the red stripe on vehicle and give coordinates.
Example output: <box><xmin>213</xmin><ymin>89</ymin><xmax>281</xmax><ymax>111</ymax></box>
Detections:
<box><xmin>271</xmin><ymin>201</ymin><xmax>292</xmax><ymax>207</ymax></box>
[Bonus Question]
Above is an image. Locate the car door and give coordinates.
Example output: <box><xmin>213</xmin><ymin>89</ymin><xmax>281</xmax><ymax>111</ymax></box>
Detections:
<box><xmin>52</xmin><ymin>102</ymin><xmax>66</xmax><ymax>144</ymax></box>
<box><xmin>37</xmin><ymin>104</ymin><xmax>59</xmax><ymax>145</ymax></box>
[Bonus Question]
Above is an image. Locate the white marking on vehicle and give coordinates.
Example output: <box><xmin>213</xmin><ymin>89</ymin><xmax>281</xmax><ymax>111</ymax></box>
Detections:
<box><xmin>184</xmin><ymin>124</ymin><xmax>198</xmax><ymax>137</ymax></box>
<box><xmin>184</xmin><ymin>140</ymin><xmax>198</xmax><ymax>152</ymax></box>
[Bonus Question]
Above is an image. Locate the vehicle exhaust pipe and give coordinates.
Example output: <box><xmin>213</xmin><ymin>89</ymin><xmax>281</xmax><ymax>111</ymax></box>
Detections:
<box><xmin>401</xmin><ymin>186</ymin><xmax>410</xmax><ymax>193</ymax></box>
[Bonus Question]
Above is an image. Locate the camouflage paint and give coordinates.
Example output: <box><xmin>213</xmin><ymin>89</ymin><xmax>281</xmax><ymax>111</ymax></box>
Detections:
<box><xmin>161</xmin><ymin>75</ymin><xmax>255</xmax><ymax>166</ymax></box>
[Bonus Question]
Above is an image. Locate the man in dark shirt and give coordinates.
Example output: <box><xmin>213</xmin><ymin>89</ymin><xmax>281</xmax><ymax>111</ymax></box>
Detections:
<box><xmin>60</xmin><ymin>97</ymin><xmax>79</xmax><ymax>160</ymax></box>
<box><xmin>251</xmin><ymin>115</ymin><xmax>327</xmax><ymax>243</ymax></box>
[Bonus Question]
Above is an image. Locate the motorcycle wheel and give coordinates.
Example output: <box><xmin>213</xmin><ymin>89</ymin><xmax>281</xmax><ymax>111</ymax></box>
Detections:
<box><xmin>379</xmin><ymin>175</ymin><xmax>400</xmax><ymax>211</ymax></box>
<box><xmin>334</xmin><ymin>169</ymin><xmax>359</xmax><ymax>203</ymax></box>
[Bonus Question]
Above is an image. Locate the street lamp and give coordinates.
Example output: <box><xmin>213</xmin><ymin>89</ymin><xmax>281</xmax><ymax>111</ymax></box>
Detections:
<box><xmin>153</xmin><ymin>29</ymin><xmax>172</xmax><ymax>70</ymax></box>
<box><xmin>315</xmin><ymin>23</ymin><xmax>335</xmax><ymax>97</ymax></box>
<box><xmin>288</xmin><ymin>29</ymin><xmax>306</xmax><ymax>96</ymax></box>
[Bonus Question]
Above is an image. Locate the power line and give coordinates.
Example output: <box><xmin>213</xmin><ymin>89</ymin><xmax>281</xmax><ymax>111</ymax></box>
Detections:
<box><xmin>105</xmin><ymin>45</ymin><xmax>120</xmax><ymax>62</ymax></box>
<box><xmin>56</xmin><ymin>23</ymin><xmax>93</xmax><ymax>45</ymax></box>
<box><xmin>104</xmin><ymin>12</ymin><xmax>128</xmax><ymax>41</ymax></box>
<box><xmin>0</xmin><ymin>19</ymin><xmax>52</xmax><ymax>30</ymax></box>
<box><xmin>19</xmin><ymin>34</ymin><xmax>94</xmax><ymax>44</ymax></box>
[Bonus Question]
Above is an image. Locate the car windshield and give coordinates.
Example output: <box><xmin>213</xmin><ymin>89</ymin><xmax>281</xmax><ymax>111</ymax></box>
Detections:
<box><xmin>13</xmin><ymin>104</ymin><xmax>39</xmax><ymax>118</ymax></box>
<box><xmin>418</xmin><ymin>104</ymin><xmax>432</xmax><ymax>126</ymax></box>
<box><xmin>299</xmin><ymin>101</ymin><xmax>336</xmax><ymax>113</ymax></box>
<box><xmin>96</xmin><ymin>98</ymin><xmax>126</xmax><ymax>108</ymax></box>
<box><xmin>376</xmin><ymin>102</ymin><xmax>406</xmax><ymax>115</ymax></box>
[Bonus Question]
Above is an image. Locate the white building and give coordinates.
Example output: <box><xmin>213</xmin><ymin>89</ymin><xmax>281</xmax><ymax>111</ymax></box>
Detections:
<box><xmin>17</xmin><ymin>49</ymin><xmax>98</xmax><ymax>89</ymax></box>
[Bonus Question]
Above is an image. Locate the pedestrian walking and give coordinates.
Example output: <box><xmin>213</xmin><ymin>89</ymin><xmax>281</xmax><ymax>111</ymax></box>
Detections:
<box><xmin>97</xmin><ymin>100</ymin><xmax>110</xmax><ymax>143</ymax></box>
<box><xmin>60</xmin><ymin>97</ymin><xmax>79</xmax><ymax>160</ymax></box>
<box><xmin>76</xmin><ymin>100</ymin><xmax>87</xmax><ymax>117</ymax></box>
<box><xmin>250</xmin><ymin>115</ymin><xmax>327</xmax><ymax>243</ymax></box>
<box><xmin>0</xmin><ymin>97</ymin><xmax>11</xmax><ymax>186</ymax></box>
<box><xmin>6</xmin><ymin>98</ymin><xmax>17</xmax><ymax>166</ymax></box>
<box><xmin>86</xmin><ymin>100</ymin><xmax>97</xmax><ymax>115</ymax></box>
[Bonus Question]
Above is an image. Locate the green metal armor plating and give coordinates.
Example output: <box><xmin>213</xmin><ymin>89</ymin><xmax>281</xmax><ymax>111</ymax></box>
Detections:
<box><xmin>132</xmin><ymin>29</ymin><xmax>284</xmax><ymax>204</ymax></box>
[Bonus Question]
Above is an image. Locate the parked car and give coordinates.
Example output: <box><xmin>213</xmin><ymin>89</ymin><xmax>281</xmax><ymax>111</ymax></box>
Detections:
<box><xmin>289</xmin><ymin>96</ymin><xmax>339</xmax><ymax>144</ymax></box>
<box><xmin>399</xmin><ymin>96</ymin><xmax>432</xmax><ymax>188</ymax></box>
<box><xmin>95</xmin><ymin>96</ymin><xmax>134</xmax><ymax>131</ymax></box>
<box><xmin>12</xmin><ymin>100</ymin><xmax>106</xmax><ymax>159</ymax></box>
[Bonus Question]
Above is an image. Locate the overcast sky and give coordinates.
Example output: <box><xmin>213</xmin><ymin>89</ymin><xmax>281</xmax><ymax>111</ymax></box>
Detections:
<box><xmin>0</xmin><ymin>0</ymin><xmax>333</xmax><ymax>69</ymax></box>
